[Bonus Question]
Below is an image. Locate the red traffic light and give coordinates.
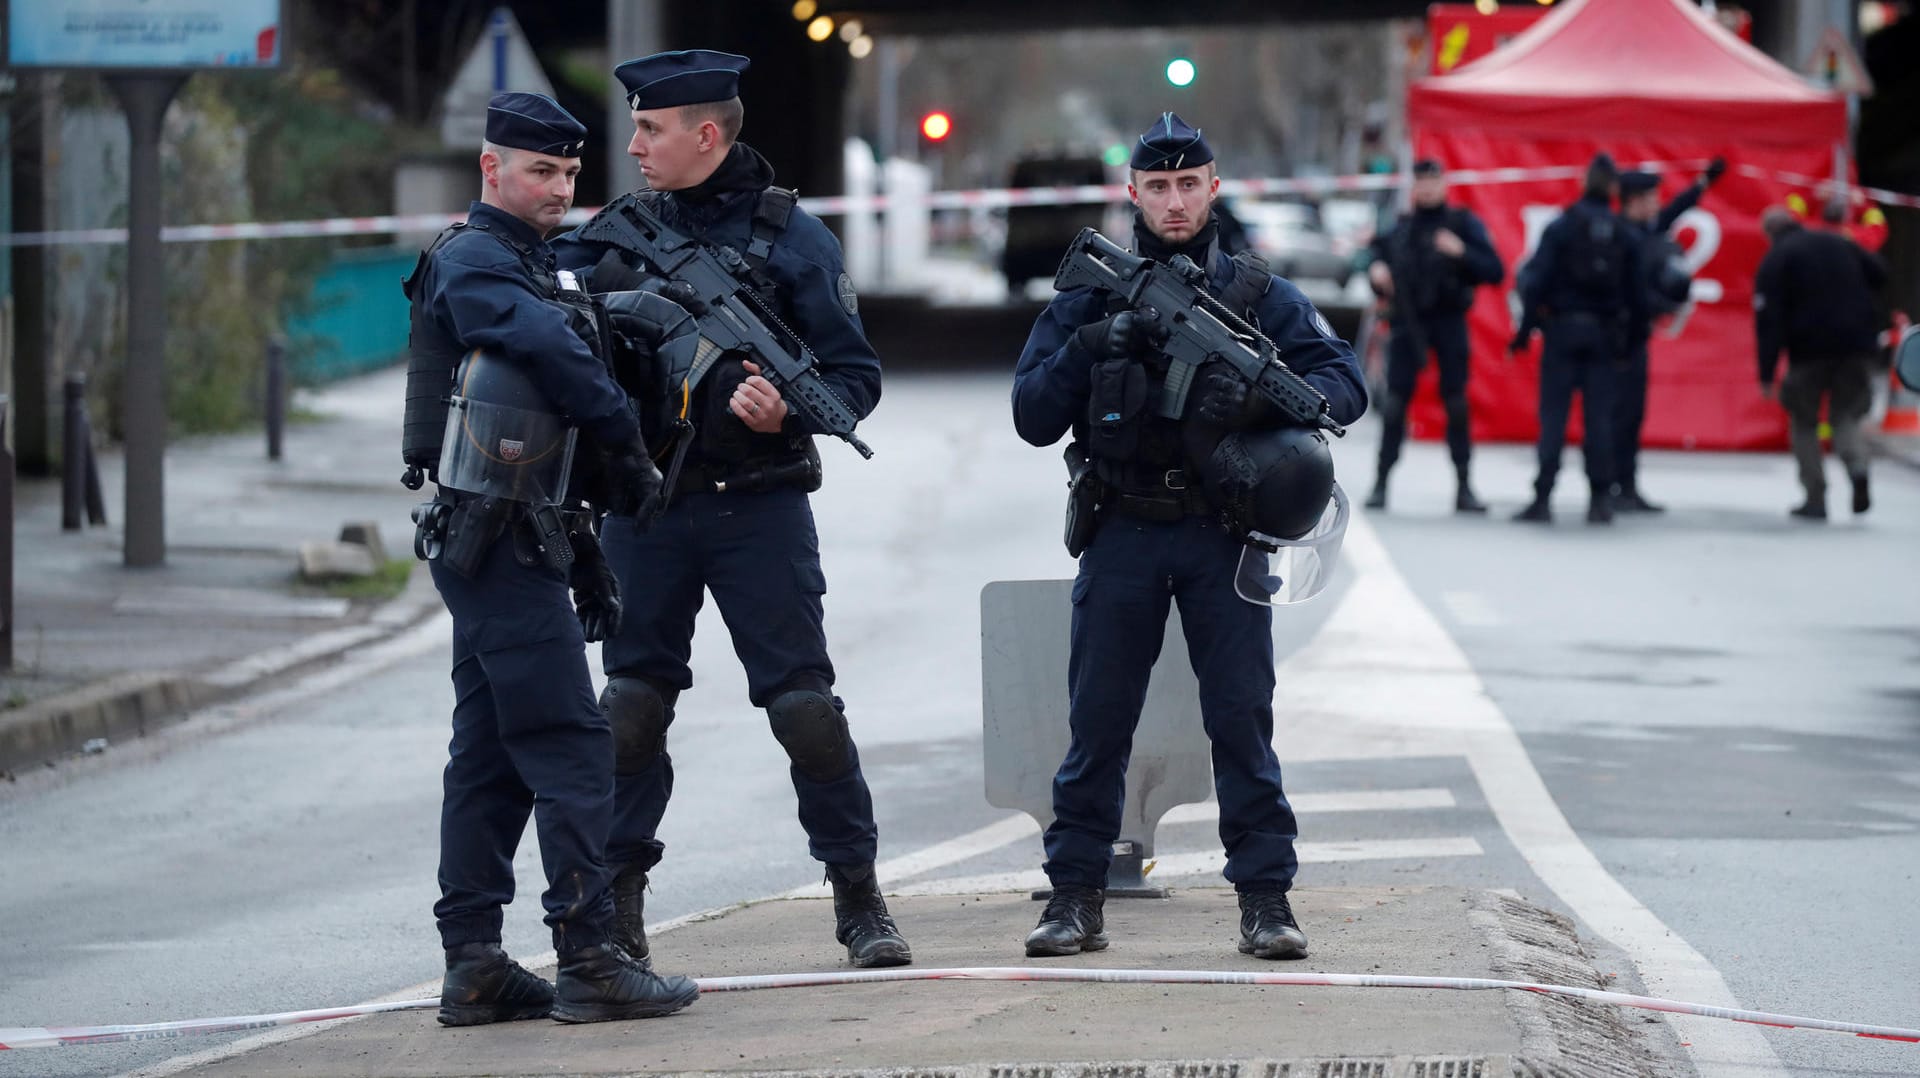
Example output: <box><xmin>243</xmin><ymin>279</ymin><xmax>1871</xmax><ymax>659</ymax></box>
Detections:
<box><xmin>920</xmin><ymin>111</ymin><xmax>952</xmax><ymax>141</ymax></box>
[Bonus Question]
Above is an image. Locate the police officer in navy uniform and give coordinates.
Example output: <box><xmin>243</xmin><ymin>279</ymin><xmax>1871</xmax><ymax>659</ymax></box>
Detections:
<box><xmin>1363</xmin><ymin>158</ymin><xmax>1505</xmax><ymax>514</ymax></box>
<box><xmin>552</xmin><ymin>51</ymin><xmax>907</xmax><ymax>969</ymax></box>
<box><xmin>404</xmin><ymin>92</ymin><xmax>698</xmax><ymax>1025</ymax></box>
<box><xmin>1011</xmin><ymin>113</ymin><xmax>1366</xmax><ymax>959</ymax></box>
<box><xmin>1510</xmin><ymin>153</ymin><xmax>1647</xmax><ymax>525</ymax></box>
<box><xmin>1610</xmin><ymin>160</ymin><xmax>1723</xmax><ymax>513</ymax></box>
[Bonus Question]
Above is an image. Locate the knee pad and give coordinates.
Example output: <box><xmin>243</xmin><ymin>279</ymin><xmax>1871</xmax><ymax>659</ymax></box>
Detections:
<box><xmin>1378</xmin><ymin>391</ymin><xmax>1408</xmax><ymax>422</ymax></box>
<box><xmin>602</xmin><ymin>677</ymin><xmax>672</xmax><ymax>776</ymax></box>
<box><xmin>1443</xmin><ymin>394</ymin><xmax>1471</xmax><ymax>426</ymax></box>
<box><xmin>766</xmin><ymin>689</ymin><xmax>853</xmax><ymax>783</ymax></box>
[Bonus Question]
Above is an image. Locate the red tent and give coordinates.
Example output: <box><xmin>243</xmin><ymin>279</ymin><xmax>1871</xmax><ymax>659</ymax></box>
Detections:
<box><xmin>1404</xmin><ymin>0</ymin><xmax>1848</xmax><ymax>450</ymax></box>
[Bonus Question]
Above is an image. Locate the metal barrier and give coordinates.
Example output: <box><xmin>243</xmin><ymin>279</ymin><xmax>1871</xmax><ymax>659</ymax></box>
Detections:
<box><xmin>265</xmin><ymin>336</ymin><xmax>286</xmax><ymax>461</ymax></box>
<box><xmin>980</xmin><ymin>579</ymin><xmax>1214</xmax><ymax>898</ymax></box>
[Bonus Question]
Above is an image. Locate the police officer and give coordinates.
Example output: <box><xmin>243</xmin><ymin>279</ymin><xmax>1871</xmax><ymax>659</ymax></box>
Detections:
<box><xmin>1363</xmin><ymin>158</ymin><xmax>1504</xmax><ymax>513</ymax></box>
<box><xmin>1611</xmin><ymin>159</ymin><xmax>1724</xmax><ymax>513</ymax></box>
<box><xmin>1754</xmin><ymin>205</ymin><xmax>1887</xmax><ymax>520</ymax></box>
<box><xmin>403</xmin><ymin>93</ymin><xmax>697</xmax><ymax>1025</ymax></box>
<box><xmin>552</xmin><ymin>51</ymin><xmax>907</xmax><ymax>969</ymax></box>
<box><xmin>1510</xmin><ymin>153</ymin><xmax>1646</xmax><ymax>525</ymax></box>
<box><xmin>1011</xmin><ymin>113</ymin><xmax>1366</xmax><ymax>959</ymax></box>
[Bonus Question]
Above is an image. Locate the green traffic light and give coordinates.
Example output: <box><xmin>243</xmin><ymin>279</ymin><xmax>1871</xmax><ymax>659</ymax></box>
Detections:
<box><xmin>1166</xmin><ymin>58</ymin><xmax>1195</xmax><ymax>87</ymax></box>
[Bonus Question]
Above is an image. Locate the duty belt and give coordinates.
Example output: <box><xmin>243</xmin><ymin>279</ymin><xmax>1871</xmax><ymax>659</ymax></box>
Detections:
<box><xmin>1102</xmin><ymin>466</ymin><xmax>1214</xmax><ymax>523</ymax></box>
<box><xmin>673</xmin><ymin>451</ymin><xmax>820</xmax><ymax>497</ymax></box>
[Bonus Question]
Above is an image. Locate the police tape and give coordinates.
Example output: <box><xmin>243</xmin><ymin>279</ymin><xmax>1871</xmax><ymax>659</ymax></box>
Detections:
<box><xmin>2</xmin><ymin>965</ymin><xmax>1915</xmax><ymax>1049</ymax></box>
<box><xmin>2</xmin><ymin>161</ymin><xmax>1912</xmax><ymax>249</ymax></box>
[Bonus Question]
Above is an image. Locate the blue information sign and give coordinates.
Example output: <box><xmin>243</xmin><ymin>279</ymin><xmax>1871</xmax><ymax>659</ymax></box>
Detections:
<box><xmin>8</xmin><ymin>1</ymin><xmax>282</xmax><ymax>69</ymax></box>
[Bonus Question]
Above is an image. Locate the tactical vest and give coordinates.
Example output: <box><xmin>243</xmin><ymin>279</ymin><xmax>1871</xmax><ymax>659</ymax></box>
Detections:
<box><xmin>399</xmin><ymin>220</ymin><xmax>594</xmax><ymax>489</ymax></box>
<box><xmin>1085</xmin><ymin>248</ymin><xmax>1271</xmax><ymax>494</ymax></box>
<box><xmin>1563</xmin><ymin>211</ymin><xmax>1625</xmax><ymax>303</ymax></box>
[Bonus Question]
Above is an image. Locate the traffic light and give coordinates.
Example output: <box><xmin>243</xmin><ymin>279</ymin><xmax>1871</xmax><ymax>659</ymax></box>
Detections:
<box><xmin>920</xmin><ymin>111</ymin><xmax>952</xmax><ymax>142</ymax></box>
<box><xmin>1165</xmin><ymin>57</ymin><xmax>1196</xmax><ymax>87</ymax></box>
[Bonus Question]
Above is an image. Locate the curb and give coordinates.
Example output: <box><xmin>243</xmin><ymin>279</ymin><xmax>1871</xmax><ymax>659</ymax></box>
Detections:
<box><xmin>0</xmin><ymin>570</ymin><xmax>441</xmax><ymax>778</ymax></box>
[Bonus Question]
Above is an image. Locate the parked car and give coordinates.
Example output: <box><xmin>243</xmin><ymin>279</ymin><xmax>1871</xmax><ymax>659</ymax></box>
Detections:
<box><xmin>1233</xmin><ymin>198</ymin><xmax>1352</xmax><ymax>288</ymax></box>
<box><xmin>1000</xmin><ymin>154</ymin><xmax>1108</xmax><ymax>296</ymax></box>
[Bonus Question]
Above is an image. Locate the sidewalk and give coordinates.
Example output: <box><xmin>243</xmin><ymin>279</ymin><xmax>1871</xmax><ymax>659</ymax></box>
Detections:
<box><xmin>181</xmin><ymin>886</ymin><xmax>1681</xmax><ymax>1078</ymax></box>
<box><xmin>0</xmin><ymin>366</ymin><xmax>440</xmax><ymax>776</ymax></box>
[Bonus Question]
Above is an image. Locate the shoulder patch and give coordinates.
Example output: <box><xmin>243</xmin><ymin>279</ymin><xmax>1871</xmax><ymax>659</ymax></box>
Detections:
<box><xmin>837</xmin><ymin>272</ymin><xmax>859</xmax><ymax>316</ymax></box>
<box><xmin>1311</xmin><ymin>309</ymin><xmax>1336</xmax><ymax>339</ymax></box>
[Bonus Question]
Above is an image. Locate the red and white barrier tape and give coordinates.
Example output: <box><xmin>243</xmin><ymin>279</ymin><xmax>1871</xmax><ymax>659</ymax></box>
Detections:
<box><xmin>2</xmin><ymin>965</ymin><xmax>1915</xmax><ymax>1050</ymax></box>
<box><xmin>3</xmin><ymin>161</ymin><xmax>1911</xmax><ymax>249</ymax></box>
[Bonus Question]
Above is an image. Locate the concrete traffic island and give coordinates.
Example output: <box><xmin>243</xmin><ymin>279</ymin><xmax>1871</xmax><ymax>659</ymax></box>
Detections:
<box><xmin>186</xmin><ymin>886</ymin><xmax>1677</xmax><ymax>1077</ymax></box>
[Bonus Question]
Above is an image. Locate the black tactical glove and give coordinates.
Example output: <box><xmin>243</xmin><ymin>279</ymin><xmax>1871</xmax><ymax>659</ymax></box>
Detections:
<box><xmin>568</xmin><ymin>532</ymin><xmax>622</xmax><ymax>643</ymax></box>
<box><xmin>1194</xmin><ymin>367</ymin><xmax>1268</xmax><ymax>430</ymax></box>
<box><xmin>591</xmin><ymin>249</ymin><xmax>648</xmax><ymax>293</ymax></box>
<box><xmin>658</xmin><ymin>279</ymin><xmax>709</xmax><ymax>317</ymax></box>
<box><xmin>1703</xmin><ymin>156</ymin><xmax>1727</xmax><ymax>186</ymax></box>
<box><xmin>602</xmin><ymin>435</ymin><xmax>665</xmax><ymax>521</ymax></box>
<box><xmin>1073</xmin><ymin>310</ymin><xmax>1153</xmax><ymax>363</ymax></box>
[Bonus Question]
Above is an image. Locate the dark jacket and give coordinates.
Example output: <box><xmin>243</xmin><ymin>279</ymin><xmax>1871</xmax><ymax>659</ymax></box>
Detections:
<box><xmin>1369</xmin><ymin>204</ymin><xmax>1504</xmax><ymax>318</ymax></box>
<box><xmin>1753</xmin><ymin>223</ymin><xmax>1886</xmax><ymax>385</ymax></box>
<box><xmin>414</xmin><ymin>202</ymin><xmax>638</xmax><ymax>449</ymax></box>
<box><xmin>1012</xmin><ymin>217</ymin><xmax>1367</xmax><ymax>451</ymax></box>
<box><xmin>553</xmin><ymin>143</ymin><xmax>882</xmax><ymax>461</ymax></box>
<box><xmin>1518</xmin><ymin>194</ymin><xmax>1649</xmax><ymax>344</ymax></box>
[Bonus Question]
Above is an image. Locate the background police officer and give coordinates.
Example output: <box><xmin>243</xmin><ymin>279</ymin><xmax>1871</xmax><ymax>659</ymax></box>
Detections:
<box><xmin>403</xmin><ymin>92</ymin><xmax>695</xmax><ymax>1026</ymax></box>
<box><xmin>1363</xmin><ymin>158</ymin><xmax>1504</xmax><ymax>514</ymax></box>
<box><xmin>1754</xmin><ymin>205</ymin><xmax>1887</xmax><ymax>520</ymax></box>
<box><xmin>1510</xmin><ymin>153</ymin><xmax>1647</xmax><ymax>525</ymax></box>
<box><xmin>552</xmin><ymin>51</ymin><xmax>906</xmax><ymax>969</ymax></box>
<box><xmin>1011</xmin><ymin>113</ymin><xmax>1366</xmax><ymax>961</ymax></box>
<box><xmin>1611</xmin><ymin>159</ymin><xmax>1723</xmax><ymax>513</ymax></box>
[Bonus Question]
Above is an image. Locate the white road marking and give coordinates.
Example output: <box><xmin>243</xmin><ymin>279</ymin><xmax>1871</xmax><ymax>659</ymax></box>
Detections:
<box><xmin>889</xmin><ymin>837</ymin><xmax>1485</xmax><ymax>897</ymax></box>
<box><xmin>1440</xmin><ymin>590</ymin><xmax>1503</xmax><ymax>628</ymax></box>
<box><xmin>1272</xmin><ymin>512</ymin><xmax>1785</xmax><ymax>1077</ymax></box>
<box><xmin>1160</xmin><ymin>787</ymin><xmax>1458</xmax><ymax>825</ymax></box>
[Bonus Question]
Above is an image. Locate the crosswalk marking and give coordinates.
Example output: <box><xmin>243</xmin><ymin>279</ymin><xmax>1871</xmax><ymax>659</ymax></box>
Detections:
<box><xmin>1160</xmin><ymin>787</ymin><xmax>1457</xmax><ymax>825</ymax></box>
<box><xmin>888</xmin><ymin>837</ymin><xmax>1485</xmax><ymax>897</ymax></box>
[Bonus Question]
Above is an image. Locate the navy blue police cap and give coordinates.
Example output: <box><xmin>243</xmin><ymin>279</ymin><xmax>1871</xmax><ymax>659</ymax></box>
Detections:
<box><xmin>615</xmin><ymin>49</ymin><xmax>751</xmax><ymax>111</ymax></box>
<box><xmin>1131</xmin><ymin>112</ymin><xmax>1214</xmax><ymax>171</ymax></box>
<box><xmin>485</xmin><ymin>92</ymin><xmax>586</xmax><ymax>157</ymax></box>
<box><xmin>1412</xmin><ymin>157</ymin><xmax>1445</xmax><ymax>178</ymax></box>
<box><xmin>1619</xmin><ymin>170</ymin><xmax>1660</xmax><ymax>197</ymax></box>
<box><xmin>1587</xmin><ymin>152</ymin><xmax>1619</xmax><ymax>180</ymax></box>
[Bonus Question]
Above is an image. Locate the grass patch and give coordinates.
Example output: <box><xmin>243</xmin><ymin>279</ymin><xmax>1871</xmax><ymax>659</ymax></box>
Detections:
<box><xmin>314</xmin><ymin>557</ymin><xmax>416</xmax><ymax>601</ymax></box>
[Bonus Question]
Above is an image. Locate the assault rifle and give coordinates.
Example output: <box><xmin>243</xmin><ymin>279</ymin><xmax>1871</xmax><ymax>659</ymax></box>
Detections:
<box><xmin>577</xmin><ymin>194</ymin><xmax>874</xmax><ymax>459</ymax></box>
<box><xmin>1052</xmin><ymin>228</ymin><xmax>1345</xmax><ymax>436</ymax></box>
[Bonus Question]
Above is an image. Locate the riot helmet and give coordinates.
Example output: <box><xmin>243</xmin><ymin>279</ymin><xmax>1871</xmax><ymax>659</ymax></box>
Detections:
<box><xmin>436</xmin><ymin>348</ymin><xmax>577</xmax><ymax>506</ymax></box>
<box><xmin>1233</xmin><ymin>483</ymin><xmax>1349</xmax><ymax>606</ymax></box>
<box><xmin>1197</xmin><ymin>424</ymin><xmax>1337</xmax><ymax>541</ymax></box>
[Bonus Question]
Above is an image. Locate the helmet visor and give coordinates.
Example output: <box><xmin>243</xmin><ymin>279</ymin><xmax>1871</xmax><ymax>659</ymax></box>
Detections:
<box><xmin>436</xmin><ymin>395</ymin><xmax>577</xmax><ymax>506</ymax></box>
<box><xmin>1234</xmin><ymin>482</ymin><xmax>1350</xmax><ymax>606</ymax></box>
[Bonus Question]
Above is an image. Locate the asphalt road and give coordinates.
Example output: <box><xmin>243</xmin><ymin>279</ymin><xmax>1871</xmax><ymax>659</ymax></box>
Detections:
<box><xmin>1</xmin><ymin>370</ymin><xmax>1915</xmax><ymax>1077</ymax></box>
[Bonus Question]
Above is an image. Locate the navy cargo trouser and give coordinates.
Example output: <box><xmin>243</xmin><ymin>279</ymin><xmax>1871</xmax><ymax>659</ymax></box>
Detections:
<box><xmin>598</xmin><ymin>487</ymin><xmax>879</xmax><ymax>872</ymax></box>
<box><xmin>1532</xmin><ymin>314</ymin><xmax>1621</xmax><ymax>498</ymax></box>
<box><xmin>1045</xmin><ymin>512</ymin><xmax>1300</xmax><ymax>892</ymax></box>
<box><xmin>430</xmin><ymin>532</ymin><xmax>615</xmax><ymax>954</ymax></box>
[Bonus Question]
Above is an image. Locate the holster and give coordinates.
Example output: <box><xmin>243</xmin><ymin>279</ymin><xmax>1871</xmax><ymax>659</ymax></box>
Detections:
<box><xmin>435</xmin><ymin>494</ymin><xmax>514</xmax><ymax>579</ymax></box>
<box><xmin>1063</xmin><ymin>441</ymin><xmax>1103</xmax><ymax>557</ymax></box>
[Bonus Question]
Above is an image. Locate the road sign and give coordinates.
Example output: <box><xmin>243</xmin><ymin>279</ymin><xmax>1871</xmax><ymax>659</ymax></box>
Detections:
<box><xmin>439</xmin><ymin>7</ymin><xmax>560</xmax><ymax>150</ymax></box>
<box><xmin>1802</xmin><ymin>26</ymin><xmax>1873</xmax><ymax>96</ymax></box>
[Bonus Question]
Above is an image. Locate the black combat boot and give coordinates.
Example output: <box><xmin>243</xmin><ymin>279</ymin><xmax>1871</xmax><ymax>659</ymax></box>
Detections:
<box><xmin>1025</xmin><ymin>884</ymin><xmax>1107</xmax><ymax>957</ymax></box>
<box><xmin>1238</xmin><ymin>887</ymin><xmax>1308</xmax><ymax>959</ymax></box>
<box><xmin>1789</xmin><ymin>499</ymin><xmax>1827</xmax><ymax>521</ymax></box>
<box><xmin>1613</xmin><ymin>486</ymin><xmax>1665</xmax><ymax>513</ymax></box>
<box><xmin>437</xmin><ymin>942</ymin><xmax>555</xmax><ymax>1026</ymax></box>
<box><xmin>1513</xmin><ymin>498</ymin><xmax>1551</xmax><ymax>523</ymax></box>
<box><xmin>1851</xmin><ymin>474</ymin><xmax>1871</xmax><ymax>515</ymax></box>
<box><xmin>610</xmin><ymin>865</ymin><xmax>651</xmax><ymax>967</ymax></box>
<box><xmin>1454</xmin><ymin>469</ymin><xmax>1487</xmax><ymax>514</ymax></box>
<box><xmin>1364</xmin><ymin>475</ymin><xmax>1388</xmax><ymax>511</ymax></box>
<box><xmin>825</xmin><ymin>862</ymin><xmax>913</xmax><ymax>967</ymax></box>
<box><xmin>1587</xmin><ymin>492</ymin><xmax>1614</xmax><ymax>524</ymax></box>
<box><xmin>550</xmin><ymin>942</ymin><xmax>698</xmax><ymax>1024</ymax></box>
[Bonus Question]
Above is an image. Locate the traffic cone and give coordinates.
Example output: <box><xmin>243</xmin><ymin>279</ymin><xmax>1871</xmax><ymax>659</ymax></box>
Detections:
<box><xmin>1883</xmin><ymin>314</ymin><xmax>1919</xmax><ymax>435</ymax></box>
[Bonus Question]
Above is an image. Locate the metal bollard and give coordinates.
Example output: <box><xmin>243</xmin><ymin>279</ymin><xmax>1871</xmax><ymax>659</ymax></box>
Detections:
<box><xmin>2</xmin><ymin>393</ymin><xmax>14</xmax><ymax>670</ymax></box>
<box><xmin>62</xmin><ymin>374</ymin><xmax>85</xmax><ymax>532</ymax></box>
<box><xmin>265</xmin><ymin>336</ymin><xmax>285</xmax><ymax>461</ymax></box>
